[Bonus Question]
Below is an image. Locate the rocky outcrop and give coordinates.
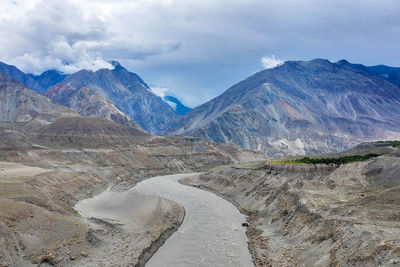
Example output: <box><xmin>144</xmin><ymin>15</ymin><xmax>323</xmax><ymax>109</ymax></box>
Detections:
<box><xmin>184</xmin><ymin>149</ymin><xmax>400</xmax><ymax>266</ymax></box>
<box><xmin>167</xmin><ymin>59</ymin><xmax>400</xmax><ymax>157</ymax></box>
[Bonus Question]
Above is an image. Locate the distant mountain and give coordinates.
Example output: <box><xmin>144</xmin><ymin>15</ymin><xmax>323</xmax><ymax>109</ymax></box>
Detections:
<box><xmin>164</xmin><ymin>95</ymin><xmax>192</xmax><ymax>114</ymax></box>
<box><xmin>0</xmin><ymin>61</ymin><xmax>44</xmax><ymax>94</ymax></box>
<box><xmin>44</xmin><ymin>62</ymin><xmax>177</xmax><ymax>134</ymax></box>
<box><xmin>0</xmin><ymin>73</ymin><xmax>76</xmax><ymax>125</ymax></box>
<box><xmin>0</xmin><ymin>62</ymin><xmax>68</xmax><ymax>94</ymax></box>
<box><xmin>166</xmin><ymin>59</ymin><xmax>400</xmax><ymax>157</ymax></box>
<box><xmin>29</xmin><ymin>70</ymin><xmax>68</xmax><ymax>91</ymax></box>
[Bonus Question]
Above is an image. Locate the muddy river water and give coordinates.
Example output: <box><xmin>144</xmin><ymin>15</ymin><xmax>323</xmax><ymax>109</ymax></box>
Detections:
<box><xmin>77</xmin><ymin>173</ymin><xmax>253</xmax><ymax>267</ymax></box>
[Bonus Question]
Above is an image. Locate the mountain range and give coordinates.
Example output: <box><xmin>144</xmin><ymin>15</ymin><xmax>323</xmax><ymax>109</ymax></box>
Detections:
<box><xmin>0</xmin><ymin>61</ymin><xmax>189</xmax><ymax>134</ymax></box>
<box><xmin>1</xmin><ymin>58</ymin><xmax>400</xmax><ymax>157</ymax></box>
<box><xmin>43</xmin><ymin>61</ymin><xmax>177</xmax><ymax>134</ymax></box>
<box><xmin>166</xmin><ymin>59</ymin><xmax>400</xmax><ymax>157</ymax></box>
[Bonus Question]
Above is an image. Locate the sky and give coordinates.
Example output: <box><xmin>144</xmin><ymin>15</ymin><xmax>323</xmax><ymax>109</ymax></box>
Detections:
<box><xmin>0</xmin><ymin>0</ymin><xmax>399</xmax><ymax>107</ymax></box>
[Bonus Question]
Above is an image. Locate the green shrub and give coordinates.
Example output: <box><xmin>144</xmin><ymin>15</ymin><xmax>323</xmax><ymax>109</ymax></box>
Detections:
<box><xmin>283</xmin><ymin>154</ymin><xmax>380</xmax><ymax>165</ymax></box>
<box><xmin>376</xmin><ymin>141</ymin><xmax>400</xmax><ymax>147</ymax></box>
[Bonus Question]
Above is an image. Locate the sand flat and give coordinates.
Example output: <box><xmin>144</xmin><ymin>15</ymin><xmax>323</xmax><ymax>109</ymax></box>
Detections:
<box><xmin>75</xmin><ymin>189</ymin><xmax>171</xmax><ymax>232</ymax></box>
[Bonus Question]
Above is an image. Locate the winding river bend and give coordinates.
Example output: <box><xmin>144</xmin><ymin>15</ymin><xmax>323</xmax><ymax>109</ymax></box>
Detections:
<box><xmin>133</xmin><ymin>173</ymin><xmax>253</xmax><ymax>267</ymax></box>
<box><xmin>77</xmin><ymin>173</ymin><xmax>253</xmax><ymax>267</ymax></box>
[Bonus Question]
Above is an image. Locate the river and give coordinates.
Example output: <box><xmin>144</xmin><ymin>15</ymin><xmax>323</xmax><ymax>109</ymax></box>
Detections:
<box><xmin>77</xmin><ymin>173</ymin><xmax>253</xmax><ymax>267</ymax></box>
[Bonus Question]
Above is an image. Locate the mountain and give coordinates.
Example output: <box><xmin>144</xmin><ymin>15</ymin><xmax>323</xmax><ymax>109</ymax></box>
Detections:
<box><xmin>0</xmin><ymin>73</ymin><xmax>76</xmax><ymax>125</ymax></box>
<box><xmin>0</xmin><ymin>61</ymin><xmax>44</xmax><ymax>94</ymax></box>
<box><xmin>29</xmin><ymin>70</ymin><xmax>68</xmax><ymax>91</ymax></box>
<box><xmin>0</xmin><ymin>62</ymin><xmax>68</xmax><ymax>94</ymax></box>
<box><xmin>368</xmin><ymin>65</ymin><xmax>400</xmax><ymax>87</ymax></box>
<box><xmin>164</xmin><ymin>95</ymin><xmax>192</xmax><ymax>114</ymax></box>
<box><xmin>166</xmin><ymin>59</ymin><xmax>400</xmax><ymax>157</ymax></box>
<box><xmin>44</xmin><ymin>62</ymin><xmax>177</xmax><ymax>134</ymax></box>
<box><xmin>60</xmin><ymin>87</ymin><xmax>140</xmax><ymax>129</ymax></box>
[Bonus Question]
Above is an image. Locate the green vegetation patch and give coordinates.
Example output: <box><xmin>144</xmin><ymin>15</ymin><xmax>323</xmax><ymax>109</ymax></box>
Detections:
<box><xmin>278</xmin><ymin>154</ymin><xmax>381</xmax><ymax>165</ymax></box>
<box><xmin>375</xmin><ymin>141</ymin><xmax>400</xmax><ymax>147</ymax></box>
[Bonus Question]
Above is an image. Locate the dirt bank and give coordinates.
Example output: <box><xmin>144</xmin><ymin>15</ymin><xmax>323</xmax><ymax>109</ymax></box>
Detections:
<box><xmin>183</xmin><ymin>155</ymin><xmax>400</xmax><ymax>266</ymax></box>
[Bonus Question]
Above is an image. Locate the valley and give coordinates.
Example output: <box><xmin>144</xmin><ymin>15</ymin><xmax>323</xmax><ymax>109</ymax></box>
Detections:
<box><xmin>0</xmin><ymin>115</ymin><xmax>263</xmax><ymax>266</ymax></box>
<box><xmin>1</xmin><ymin>58</ymin><xmax>400</xmax><ymax>266</ymax></box>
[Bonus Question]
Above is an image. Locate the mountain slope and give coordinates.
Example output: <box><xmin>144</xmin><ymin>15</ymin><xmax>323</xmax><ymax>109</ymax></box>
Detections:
<box><xmin>166</xmin><ymin>59</ymin><xmax>400</xmax><ymax>157</ymax></box>
<box><xmin>29</xmin><ymin>70</ymin><xmax>68</xmax><ymax>91</ymax></box>
<box><xmin>44</xmin><ymin>62</ymin><xmax>177</xmax><ymax>134</ymax></box>
<box><xmin>0</xmin><ymin>73</ymin><xmax>77</xmax><ymax>125</ymax></box>
<box><xmin>61</xmin><ymin>87</ymin><xmax>141</xmax><ymax>129</ymax></box>
<box><xmin>368</xmin><ymin>65</ymin><xmax>400</xmax><ymax>87</ymax></box>
<box><xmin>0</xmin><ymin>61</ymin><xmax>44</xmax><ymax>94</ymax></box>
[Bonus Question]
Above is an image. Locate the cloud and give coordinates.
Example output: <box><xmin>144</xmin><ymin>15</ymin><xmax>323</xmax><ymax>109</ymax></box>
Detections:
<box><xmin>150</xmin><ymin>87</ymin><xmax>169</xmax><ymax>98</ymax></box>
<box><xmin>261</xmin><ymin>55</ymin><xmax>284</xmax><ymax>69</ymax></box>
<box><xmin>150</xmin><ymin>86</ymin><xmax>181</xmax><ymax>110</ymax></box>
<box><xmin>0</xmin><ymin>0</ymin><xmax>114</xmax><ymax>73</ymax></box>
<box><xmin>0</xmin><ymin>0</ymin><xmax>183</xmax><ymax>74</ymax></box>
<box><xmin>9</xmin><ymin>39</ymin><xmax>113</xmax><ymax>74</ymax></box>
<box><xmin>1</xmin><ymin>0</ymin><xmax>400</xmax><ymax>105</ymax></box>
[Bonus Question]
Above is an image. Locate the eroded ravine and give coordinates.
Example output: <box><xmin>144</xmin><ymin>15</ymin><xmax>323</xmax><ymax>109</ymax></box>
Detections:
<box><xmin>132</xmin><ymin>173</ymin><xmax>253</xmax><ymax>267</ymax></box>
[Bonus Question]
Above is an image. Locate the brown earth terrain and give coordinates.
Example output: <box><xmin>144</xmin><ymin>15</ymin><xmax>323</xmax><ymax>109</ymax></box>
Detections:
<box><xmin>183</xmin><ymin>143</ymin><xmax>400</xmax><ymax>266</ymax></box>
<box><xmin>0</xmin><ymin>116</ymin><xmax>264</xmax><ymax>266</ymax></box>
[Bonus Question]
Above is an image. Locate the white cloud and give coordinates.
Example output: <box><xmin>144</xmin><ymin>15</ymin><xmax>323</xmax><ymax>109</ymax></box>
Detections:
<box><xmin>150</xmin><ymin>87</ymin><xmax>169</xmax><ymax>98</ymax></box>
<box><xmin>0</xmin><ymin>0</ymin><xmax>181</xmax><ymax>74</ymax></box>
<box><xmin>260</xmin><ymin>55</ymin><xmax>284</xmax><ymax>69</ymax></box>
<box><xmin>150</xmin><ymin>87</ymin><xmax>180</xmax><ymax>110</ymax></box>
